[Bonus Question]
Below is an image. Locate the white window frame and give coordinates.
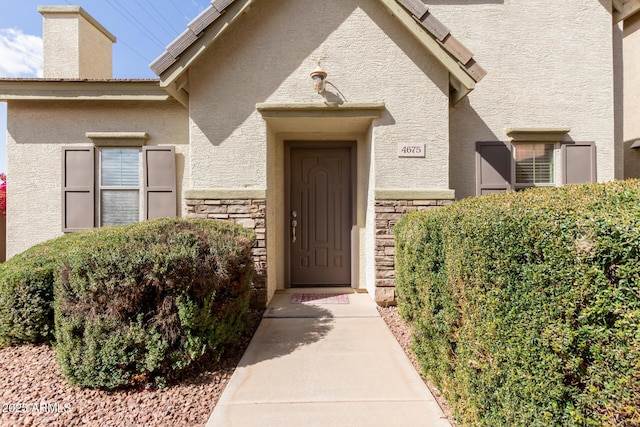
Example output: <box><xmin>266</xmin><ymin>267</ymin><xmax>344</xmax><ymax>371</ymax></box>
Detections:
<box><xmin>96</xmin><ymin>147</ymin><xmax>143</xmax><ymax>227</ymax></box>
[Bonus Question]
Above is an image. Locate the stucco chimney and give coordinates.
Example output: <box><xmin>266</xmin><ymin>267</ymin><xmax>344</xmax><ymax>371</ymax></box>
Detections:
<box><xmin>38</xmin><ymin>6</ymin><xmax>116</xmax><ymax>79</ymax></box>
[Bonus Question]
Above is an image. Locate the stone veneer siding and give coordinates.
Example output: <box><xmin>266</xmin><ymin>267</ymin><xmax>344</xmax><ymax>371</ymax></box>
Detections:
<box><xmin>375</xmin><ymin>199</ymin><xmax>452</xmax><ymax>305</ymax></box>
<box><xmin>186</xmin><ymin>198</ymin><xmax>267</xmax><ymax>307</ymax></box>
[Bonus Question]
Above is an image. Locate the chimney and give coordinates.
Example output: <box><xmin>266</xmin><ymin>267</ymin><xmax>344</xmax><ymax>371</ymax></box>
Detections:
<box><xmin>38</xmin><ymin>6</ymin><xmax>116</xmax><ymax>79</ymax></box>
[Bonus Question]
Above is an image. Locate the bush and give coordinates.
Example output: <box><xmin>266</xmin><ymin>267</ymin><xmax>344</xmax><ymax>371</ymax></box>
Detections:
<box><xmin>395</xmin><ymin>180</ymin><xmax>640</xmax><ymax>426</ymax></box>
<box><xmin>54</xmin><ymin>218</ymin><xmax>255</xmax><ymax>389</ymax></box>
<box><xmin>0</xmin><ymin>232</ymin><xmax>89</xmax><ymax>347</ymax></box>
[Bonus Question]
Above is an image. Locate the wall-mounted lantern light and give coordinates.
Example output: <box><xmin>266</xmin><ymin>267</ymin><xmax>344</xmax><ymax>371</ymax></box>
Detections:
<box><xmin>310</xmin><ymin>61</ymin><xmax>327</xmax><ymax>94</ymax></box>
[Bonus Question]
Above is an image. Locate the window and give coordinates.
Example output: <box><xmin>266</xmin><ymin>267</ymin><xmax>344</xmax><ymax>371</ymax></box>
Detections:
<box><xmin>514</xmin><ymin>143</ymin><xmax>555</xmax><ymax>188</ymax></box>
<box><xmin>476</xmin><ymin>138</ymin><xmax>596</xmax><ymax>196</ymax></box>
<box><xmin>99</xmin><ymin>148</ymin><xmax>141</xmax><ymax>226</ymax></box>
<box><xmin>62</xmin><ymin>145</ymin><xmax>176</xmax><ymax>232</ymax></box>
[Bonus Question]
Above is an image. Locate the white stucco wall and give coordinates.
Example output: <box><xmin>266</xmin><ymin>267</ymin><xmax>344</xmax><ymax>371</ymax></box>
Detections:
<box><xmin>624</xmin><ymin>12</ymin><xmax>640</xmax><ymax>178</ymax></box>
<box><xmin>188</xmin><ymin>0</ymin><xmax>450</xmax><ymax>192</ymax></box>
<box><xmin>429</xmin><ymin>0</ymin><xmax>617</xmax><ymax>199</ymax></box>
<box><xmin>6</xmin><ymin>100</ymin><xmax>189</xmax><ymax>258</ymax></box>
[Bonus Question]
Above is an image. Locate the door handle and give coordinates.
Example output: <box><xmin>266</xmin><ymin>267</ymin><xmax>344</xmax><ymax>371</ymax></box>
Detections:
<box><xmin>291</xmin><ymin>220</ymin><xmax>297</xmax><ymax>243</ymax></box>
<box><xmin>291</xmin><ymin>211</ymin><xmax>298</xmax><ymax>243</ymax></box>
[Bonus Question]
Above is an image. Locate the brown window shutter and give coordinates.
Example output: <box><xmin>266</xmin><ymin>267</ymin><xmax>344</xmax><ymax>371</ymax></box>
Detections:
<box><xmin>143</xmin><ymin>146</ymin><xmax>177</xmax><ymax>220</ymax></box>
<box><xmin>562</xmin><ymin>142</ymin><xmax>596</xmax><ymax>184</ymax></box>
<box><xmin>61</xmin><ymin>146</ymin><xmax>95</xmax><ymax>232</ymax></box>
<box><xmin>476</xmin><ymin>141</ymin><xmax>513</xmax><ymax>195</ymax></box>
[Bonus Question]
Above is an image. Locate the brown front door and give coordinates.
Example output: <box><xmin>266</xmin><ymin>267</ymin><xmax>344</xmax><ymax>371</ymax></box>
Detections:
<box><xmin>289</xmin><ymin>145</ymin><xmax>352</xmax><ymax>286</ymax></box>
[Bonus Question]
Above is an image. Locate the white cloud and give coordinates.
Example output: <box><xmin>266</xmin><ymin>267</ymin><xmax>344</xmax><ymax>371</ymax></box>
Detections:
<box><xmin>0</xmin><ymin>28</ymin><xmax>43</xmax><ymax>78</ymax></box>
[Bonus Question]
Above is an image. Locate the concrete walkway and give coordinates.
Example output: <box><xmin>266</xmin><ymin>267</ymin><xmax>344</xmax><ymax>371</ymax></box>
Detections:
<box><xmin>206</xmin><ymin>288</ymin><xmax>452</xmax><ymax>427</ymax></box>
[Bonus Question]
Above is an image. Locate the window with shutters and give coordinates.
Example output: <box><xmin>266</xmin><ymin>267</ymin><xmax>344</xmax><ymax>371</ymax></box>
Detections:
<box><xmin>62</xmin><ymin>144</ymin><xmax>177</xmax><ymax>232</ymax></box>
<box><xmin>476</xmin><ymin>136</ymin><xmax>596</xmax><ymax>197</ymax></box>
<box><xmin>98</xmin><ymin>148</ymin><xmax>141</xmax><ymax>226</ymax></box>
<box><xmin>514</xmin><ymin>143</ymin><xmax>555</xmax><ymax>188</ymax></box>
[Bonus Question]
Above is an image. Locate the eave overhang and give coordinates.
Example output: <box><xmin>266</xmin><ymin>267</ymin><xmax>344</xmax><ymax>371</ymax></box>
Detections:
<box><xmin>0</xmin><ymin>79</ymin><xmax>170</xmax><ymax>102</ymax></box>
<box><xmin>613</xmin><ymin>0</ymin><xmax>640</xmax><ymax>23</ymax></box>
<box><xmin>378</xmin><ymin>0</ymin><xmax>481</xmax><ymax>105</ymax></box>
<box><xmin>152</xmin><ymin>0</ymin><xmax>254</xmax><ymax>108</ymax></box>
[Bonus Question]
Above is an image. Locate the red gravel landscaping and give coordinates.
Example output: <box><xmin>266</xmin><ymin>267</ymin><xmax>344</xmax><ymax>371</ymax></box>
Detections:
<box><xmin>0</xmin><ymin>310</ymin><xmax>263</xmax><ymax>427</ymax></box>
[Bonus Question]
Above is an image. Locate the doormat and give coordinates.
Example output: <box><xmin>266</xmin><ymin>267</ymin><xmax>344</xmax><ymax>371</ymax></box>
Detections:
<box><xmin>290</xmin><ymin>293</ymin><xmax>350</xmax><ymax>305</ymax></box>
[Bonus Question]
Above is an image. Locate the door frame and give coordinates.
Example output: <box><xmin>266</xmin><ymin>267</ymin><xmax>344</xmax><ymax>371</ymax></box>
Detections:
<box><xmin>284</xmin><ymin>140</ymin><xmax>357</xmax><ymax>288</ymax></box>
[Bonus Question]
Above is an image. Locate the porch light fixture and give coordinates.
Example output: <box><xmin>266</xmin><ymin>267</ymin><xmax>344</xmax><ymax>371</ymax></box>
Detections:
<box><xmin>310</xmin><ymin>61</ymin><xmax>327</xmax><ymax>94</ymax></box>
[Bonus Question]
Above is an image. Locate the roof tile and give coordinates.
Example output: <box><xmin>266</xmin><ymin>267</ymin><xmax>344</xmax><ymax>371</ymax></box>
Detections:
<box><xmin>442</xmin><ymin>34</ymin><xmax>473</xmax><ymax>65</ymax></box>
<box><xmin>212</xmin><ymin>0</ymin><xmax>236</xmax><ymax>13</ymax></box>
<box><xmin>396</xmin><ymin>0</ymin><xmax>428</xmax><ymax>19</ymax></box>
<box><xmin>150</xmin><ymin>51</ymin><xmax>176</xmax><ymax>75</ymax></box>
<box><xmin>188</xmin><ymin>5</ymin><xmax>222</xmax><ymax>35</ymax></box>
<box><xmin>394</xmin><ymin>3</ymin><xmax>485</xmax><ymax>82</ymax></box>
<box><xmin>464</xmin><ymin>59</ymin><xmax>487</xmax><ymax>83</ymax></box>
<box><xmin>418</xmin><ymin>12</ymin><xmax>450</xmax><ymax>42</ymax></box>
<box><xmin>167</xmin><ymin>28</ymin><xmax>199</xmax><ymax>59</ymax></box>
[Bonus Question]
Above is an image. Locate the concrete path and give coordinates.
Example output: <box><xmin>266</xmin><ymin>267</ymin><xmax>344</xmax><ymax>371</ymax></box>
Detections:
<box><xmin>206</xmin><ymin>288</ymin><xmax>451</xmax><ymax>427</ymax></box>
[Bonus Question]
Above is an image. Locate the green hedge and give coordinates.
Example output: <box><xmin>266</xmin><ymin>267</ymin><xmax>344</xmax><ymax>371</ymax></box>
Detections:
<box><xmin>54</xmin><ymin>218</ymin><xmax>254</xmax><ymax>388</ymax></box>
<box><xmin>0</xmin><ymin>232</ymin><xmax>90</xmax><ymax>347</ymax></box>
<box><xmin>395</xmin><ymin>180</ymin><xmax>640</xmax><ymax>426</ymax></box>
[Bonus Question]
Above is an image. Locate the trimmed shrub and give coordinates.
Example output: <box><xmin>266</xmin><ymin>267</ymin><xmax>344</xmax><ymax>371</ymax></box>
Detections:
<box><xmin>54</xmin><ymin>218</ymin><xmax>255</xmax><ymax>389</ymax></box>
<box><xmin>395</xmin><ymin>180</ymin><xmax>640</xmax><ymax>426</ymax></box>
<box><xmin>0</xmin><ymin>232</ymin><xmax>90</xmax><ymax>347</ymax></box>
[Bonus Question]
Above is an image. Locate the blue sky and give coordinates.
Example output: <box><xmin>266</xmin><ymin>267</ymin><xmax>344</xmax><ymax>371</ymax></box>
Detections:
<box><xmin>0</xmin><ymin>0</ymin><xmax>212</xmax><ymax>175</ymax></box>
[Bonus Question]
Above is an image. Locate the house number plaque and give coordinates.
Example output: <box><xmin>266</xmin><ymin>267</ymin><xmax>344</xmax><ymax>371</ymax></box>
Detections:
<box><xmin>397</xmin><ymin>143</ymin><xmax>425</xmax><ymax>158</ymax></box>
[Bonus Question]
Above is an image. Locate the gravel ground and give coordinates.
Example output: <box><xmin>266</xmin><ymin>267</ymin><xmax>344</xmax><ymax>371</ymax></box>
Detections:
<box><xmin>0</xmin><ymin>309</ymin><xmax>263</xmax><ymax>427</ymax></box>
<box><xmin>0</xmin><ymin>305</ymin><xmax>453</xmax><ymax>427</ymax></box>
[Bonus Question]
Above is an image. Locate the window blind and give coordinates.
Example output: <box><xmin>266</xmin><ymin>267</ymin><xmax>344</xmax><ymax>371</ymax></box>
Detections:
<box><xmin>101</xmin><ymin>149</ymin><xmax>139</xmax><ymax>186</ymax></box>
<box><xmin>100</xmin><ymin>148</ymin><xmax>140</xmax><ymax>226</ymax></box>
<box><xmin>101</xmin><ymin>190</ymin><xmax>139</xmax><ymax>226</ymax></box>
<box><xmin>515</xmin><ymin>143</ymin><xmax>554</xmax><ymax>185</ymax></box>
